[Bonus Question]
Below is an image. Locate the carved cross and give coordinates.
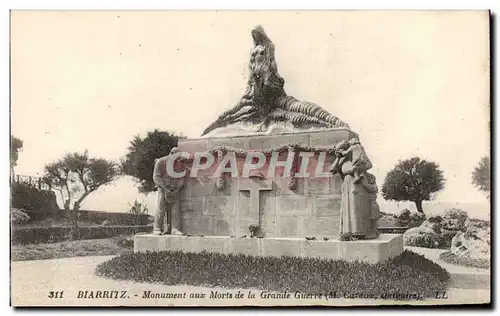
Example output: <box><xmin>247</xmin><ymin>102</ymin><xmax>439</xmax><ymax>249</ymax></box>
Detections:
<box><xmin>238</xmin><ymin>177</ymin><xmax>273</xmax><ymax>227</ymax></box>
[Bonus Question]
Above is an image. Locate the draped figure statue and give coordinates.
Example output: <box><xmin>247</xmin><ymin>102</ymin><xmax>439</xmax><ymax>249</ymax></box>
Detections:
<box><xmin>202</xmin><ymin>25</ymin><xmax>349</xmax><ymax>137</ymax></box>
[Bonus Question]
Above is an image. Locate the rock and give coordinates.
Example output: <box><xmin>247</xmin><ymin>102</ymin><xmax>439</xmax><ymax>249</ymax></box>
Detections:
<box><xmin>403</xmin><ymin>220</ymin><xmax>442</xmax><ymax>248</ymax></box>
<box><xmin>450</xmin><ymin>226</ymin><xmax>490</xmax><ymax>261</ymax></box>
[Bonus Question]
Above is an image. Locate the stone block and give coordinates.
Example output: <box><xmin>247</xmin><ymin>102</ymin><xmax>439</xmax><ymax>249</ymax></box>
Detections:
<box><xmin>386</xmin><ymin>234</ymin><xmax>404</xmax><ymax>260</ymax></box>
<box><xmin>133</xmin><ymin>234</ymin><xmax>161</xmax><ymax>252</ymax></box>
<box><xmin>261</xmin><ymin>238</ymin><xmax>305</xmax><ymax>258</ymax></box>
<box><xmin>274</xmin><ymin>178</ymin><xmax>304</xmax><ymax>196</ymax></box>
<box><xmin>306</xmin><ymin>177</ymin><xmax>334</xmax><ymax>195</ymax></box>
<box><xmin>230</xmin><ymin>237</ymin><xmax>262</xmax><ymax>256</ymax></box>
<box><xmin>212</xmin><ymin>217</ymin><xmax>232</xmax><ymax>236</ymax></box>
<box><xmin>182</xmin><ymin>213</ymin><xmax>213</xmax><ymax>236</ymax></box>
<box><xmin>299</xmin><ymin>216</ymin><xmax>340</xmax><ymax>237</ymax></box>
<box><xmin>205</xmin><ymin>196</ymin><xmax>232</xmax><ymax>217</ymax></box>
<box><xmin>134</xmin><ymin>234</ymin><xmax>404</xmax><ymax>263</ymax></box>
<box><xmin>314</xmin><ymin>196</ymin><xmax>342</xmax><ymax>217</ymax></box>
<box><xmin>238</xmin><ymin>219</ymin><xmax>257</xmax><ymax>237</ymax></box>
<box><xmin>249</xmin><ymin>134</ymin><xmax>310</xmax><ymax>150</ymax></box>
<box><xmin>189</xmin><ymin>177</ymin><xmax>216</xmax><ymax>197</ymax></box>
<box><xmin>180</xmin><ymin>197</ymin><xmax>205</xmax><ymax>216</ymax></box>
<box><xmin>195</xmin><ymin>236</ymin><xmax>232</xmax><ymax>254</ymax></box>
<box><xmin>260</xmin><ymin>193</ymin><xmax>277</xmax><ymax>237</ymax></box>
<box><xmin>277</xmin><ymin>216</ymin><xmax>300</xmax><ymax>237</ymax></box>
<box><xmin>167</xmin><ymin>235</ymin><xmax>197</xmax><ymax>252</ymax></box>
<box><xmin>178</xmin><ymin>139</ymin><xmax>210</xmax><ymax>154</ymax></box>
<box><xmin>237</xmin><ymin>191</ymin><xmax>253</xmax><ymax>221</ymax></box>
<box><xmin>209</xmin><ymin>137</ymin><xmax>250</xmax><ymax>150</ymax></box>
<box><xmin>308</xmin><ymin>129</ymin><xmax>357</xmax><ymax>147</ymax></box>
<box><xmin>276</xmin><ymin>197</ymin><xmax>311</xmax><ymax>217</ymax></box>
<box><xmin>302</xmin><ymin>240</ymin><xmax>340</xmax><ymax>259</ymax></box>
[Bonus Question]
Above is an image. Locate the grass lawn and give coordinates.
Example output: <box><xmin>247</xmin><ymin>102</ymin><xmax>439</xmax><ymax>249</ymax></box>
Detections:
<box><xmin>439</xmin><ymin>251</ymin><xmax>490</xmax><ymax>269</ymax></box>
<box><xmin>96</xmin><ymin>250</ymin><xmax>449</xmax><ymax>300</ymax></box>
<box><xmin>11</xmin><ymin>236</ymin><xmax>134</xmax><ymax>261</ymax></box>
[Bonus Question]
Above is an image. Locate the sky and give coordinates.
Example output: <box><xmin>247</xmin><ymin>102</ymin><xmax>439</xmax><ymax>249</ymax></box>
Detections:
<box><xmin>10</xmin><ymin>11</ymin><xmax>490</xmax><ymax>215</ymax></box>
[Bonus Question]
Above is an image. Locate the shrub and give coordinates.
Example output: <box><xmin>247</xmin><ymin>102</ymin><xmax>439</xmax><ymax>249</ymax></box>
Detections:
<box><xmin>439</xmin><ymin>251</ymin><xmax>490</xmax><ymax>269</ymax></box>
<box><xmin>441</xmin><ymin>208</ymin><xmax>468</xmax><ymax>231</ymax></box>
<box><xmin>115</xmin><ymin>236</ymin><xmax>135</xmax><ymax>250</ymax></box>
<box><xmin>396</xmin><ymin>208</ymin><xmax>411</xmax><ymax>226</ymax></box>
<box><xmin>404</xmin><ymin>230</ymin><xmax>442</xmax><ymax>248</ymax></box>
<box><xmin>408</xmin><ymin>212</ymin><xmax>426</xmax><ymax>228</ymax></box>
<box><xmin>438</xmin><ymin>208</ymin><xmax>469</xmax><ymax>248</ymax></box>
<box><xmin>11</xmin><ymin>225</ymin><xmax>152</xmax><ymax>245</ymax></box>
<box><xmin>95</xmin><ymin>250</ymin><xmax>449</xmax><ymax>300</ymax></box>
<box><xmin>11</xmin><ymin>208</ymin><xmax>31</xmax><ymax>225</ymax></box>
<box><xmin>11</xmin><ymin>182</ymin><xmax>58</xmax><ymax>212</ymax></box>
<box><xmin>11</xmin><ymin>237</ymin><xmax>135</xmax><ymax>261</ymax></box>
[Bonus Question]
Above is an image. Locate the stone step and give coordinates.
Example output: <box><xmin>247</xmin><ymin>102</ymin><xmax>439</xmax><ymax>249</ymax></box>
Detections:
<box><xmin>134</xmin><ymin>233</ymin><xmax>404</xmax><ymax>263</ymax></box>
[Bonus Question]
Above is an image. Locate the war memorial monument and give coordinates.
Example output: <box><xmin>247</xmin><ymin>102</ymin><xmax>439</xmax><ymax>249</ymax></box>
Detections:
<box><xmin>134</xmin><ymin>25</ymin><xmax>403</xmax><ymax>263</ymax></box>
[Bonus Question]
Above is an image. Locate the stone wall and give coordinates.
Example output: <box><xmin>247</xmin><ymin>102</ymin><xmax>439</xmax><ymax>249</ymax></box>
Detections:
<box><xmin>178</xmin><ymin>129</ymin><xmax>357</xmax><ymax>238</ymax></box>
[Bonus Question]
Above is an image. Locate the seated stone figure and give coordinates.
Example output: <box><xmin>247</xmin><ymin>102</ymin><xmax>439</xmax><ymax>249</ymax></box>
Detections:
<box><xmin>202</xmin><ymin>25</ymin><xmax>349</xmax><ymax>137</ymax></box>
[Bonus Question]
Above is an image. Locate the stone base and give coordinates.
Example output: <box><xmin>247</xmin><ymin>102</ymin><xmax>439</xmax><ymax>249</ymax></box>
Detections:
<box><xmin>134</xmin><ymin>233</ymin><xmax>403</xmax><ymax>263</ymax></box>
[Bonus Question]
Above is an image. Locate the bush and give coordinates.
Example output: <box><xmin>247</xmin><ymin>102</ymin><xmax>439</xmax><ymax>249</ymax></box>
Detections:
<box><xmin>441</xmin><ymin>208</ymin><xmax>468</xmax><ymax>231</ymax></box>
<box><xmin>11</xmin><ymin>182</ymin><xmax>59</xmax><ymax>212</ymax></box>
<box><xmin>404</xmin><ymin>217</ymin><xmax>444</xmax><ymax>248</ymax></box>
<box><xmin>408</xmin><ymin>212</ymin><xmax>426</xmax><ymax>228</ymax></box>
<box><xmin>115</xmin><ymin>236</ymin><xmax>135</xmax><ymax>250</ymax></box>
<box><xmin>78</xmin><ymin>211</ymin><xmax>150</xmax><ymax>226</ymax></box>
<box><xmin>11</xmin><ymin>208</ymin><xmax>31</xmax><ymax>225</ymax></box>
<box><xmin>397</xmin><ymin>208</ymin><xmax>411</xmax><ymax>225</ymax></box>
<box><xmin>439</xmin><ymin>251</ymin><xmax>490</xmax><ymax>269</ymax></box>
<box><xmin>437</xmin><ymin>208</ymin><xmax>469</xmax><ymax>248</ymax></box>
<box><xmin>404</xmin><ymin>230</ymin><xmax>442</xmax><ymax>248</ymax></box>
<box><xmin>95</xmin><ymin>250</ymin><xmax>449</xmax><ymax>300</ymax></box>
<box><xmin>11</xmin><ymin>237</ymin><xmax>135</xmax><ymax>261</ymax></box>
<box><xmin>11</xmin><ymin>225</ymin><xmax>152</xmax><ymax>245</ymax></box>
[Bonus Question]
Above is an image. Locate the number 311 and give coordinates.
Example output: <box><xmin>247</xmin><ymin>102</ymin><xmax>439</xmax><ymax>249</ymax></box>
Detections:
<box><xmin>48</xmin><ymin>291</ymin><xmax>64</xmax><ymax>299</ymax></box>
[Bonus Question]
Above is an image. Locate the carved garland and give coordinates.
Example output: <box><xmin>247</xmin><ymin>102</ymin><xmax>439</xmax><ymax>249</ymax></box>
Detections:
<box><xmin>179</xmin><ymin>142</ymin><xmax>339</xmax><ymax>191</ymax></box>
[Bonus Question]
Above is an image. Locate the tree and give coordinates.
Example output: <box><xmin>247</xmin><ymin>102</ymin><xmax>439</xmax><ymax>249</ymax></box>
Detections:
<box><xmin>10</xmin><ymin>135</ymin><xmax>23</xmax><ymax>177</ymax></box>
<box><xmin>382</xmin><ymin>157</ymin><xmax>445</xmax><ymax>213</ymax></box>
<box><xmin>121</xmin><ymin>129</ymin><xmax>185</xmax><ymax>193</ymax></box>
<box><xmin>472</xmin><ymin>156</ymin><xmax>490</xmax><ymax>198</ymax></box>
<box><xmin>42</xmin><ymin>151</ymin><xmax>120</xmax><ymax>238</ymax></box>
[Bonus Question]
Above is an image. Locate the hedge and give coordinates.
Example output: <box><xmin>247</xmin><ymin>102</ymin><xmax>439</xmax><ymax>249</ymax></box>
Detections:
<box><xmin>11</xmin><ymin>225</ymin><xmax>152</xmax><ymax>245</ymax></box>
<box><xmin>96</xmin><ymin>250</ymin><xmax>449</xmax><ymax>300</ymax></box>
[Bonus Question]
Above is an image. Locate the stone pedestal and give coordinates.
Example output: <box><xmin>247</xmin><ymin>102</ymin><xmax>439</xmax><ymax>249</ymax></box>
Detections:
<box><xmin>134</xmin><ymin>234</ymin><xmax>404</xmax><ymax>263</ymax></box>
<box><xmin>140</xmin><ymin>128</ymin><xmax>405</xmax><ymax>263</ymax></box>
